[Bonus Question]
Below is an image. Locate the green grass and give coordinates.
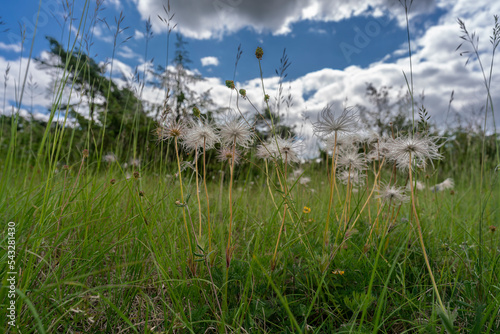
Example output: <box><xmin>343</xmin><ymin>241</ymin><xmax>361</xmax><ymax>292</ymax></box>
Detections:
<box><xmin>0</xmin><ymin>156</ymin><xmax>499</xmax><ymax>333</ymax></box>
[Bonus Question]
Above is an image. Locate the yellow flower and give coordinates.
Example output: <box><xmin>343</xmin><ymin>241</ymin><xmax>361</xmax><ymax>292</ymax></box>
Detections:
<box><xmin>332</xmin><ymin>269</ymin><xmax>345</xmax><ymax>275</ymax></box>
<box><xmin>303</xmin><ymin>206</ymin><xmax>311</xmax><ymax>214</ymax></box>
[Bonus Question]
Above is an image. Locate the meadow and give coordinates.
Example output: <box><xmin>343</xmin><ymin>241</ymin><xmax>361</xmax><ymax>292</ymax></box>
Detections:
<box><xmin>0</xmin><ymin>2</ymin><xmax>500</xmax><ymax>333</ymax></box>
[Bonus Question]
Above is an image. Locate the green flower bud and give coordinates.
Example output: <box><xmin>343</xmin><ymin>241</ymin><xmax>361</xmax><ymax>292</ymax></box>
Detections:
<box><xmin>255</xmin><ymin>47</ymin><xmax>264</xmax><ymax>60</ymax></box>
<box><xmin>225</xmin><ymin>80</ymin><xmax>235</xmax><ymax>90</ymax></box>
<box><xmin>192</xmin><ymin>106</ymin><xmax>201</xmax><ymax>117</ymax></box>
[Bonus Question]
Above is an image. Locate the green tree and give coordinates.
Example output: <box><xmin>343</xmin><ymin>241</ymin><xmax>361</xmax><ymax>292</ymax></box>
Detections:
<box><xmin>37</xmin><ymin>37</ymin><xmax>152</xmax><ymax>159</ymax></box>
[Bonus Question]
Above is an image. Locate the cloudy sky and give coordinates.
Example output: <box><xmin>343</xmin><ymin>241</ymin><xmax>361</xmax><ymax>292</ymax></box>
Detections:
<box><xmin>0</xmin><ymin>0</ymin><xmax>499</xmax><ymax>144</ymax></box>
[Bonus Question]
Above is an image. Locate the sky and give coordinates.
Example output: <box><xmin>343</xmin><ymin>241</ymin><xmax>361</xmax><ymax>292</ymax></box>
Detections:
<box><xmin>0</xmin><ymin>0</ymin><xmax>499</xmax><ymax>151</ymax></box>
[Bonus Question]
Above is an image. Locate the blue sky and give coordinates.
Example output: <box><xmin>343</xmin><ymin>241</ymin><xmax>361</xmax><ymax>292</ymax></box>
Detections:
<box><xmin>0</xmin><ymin>0</ymin><xmax>498</xmax><ymax>141</ymax></box>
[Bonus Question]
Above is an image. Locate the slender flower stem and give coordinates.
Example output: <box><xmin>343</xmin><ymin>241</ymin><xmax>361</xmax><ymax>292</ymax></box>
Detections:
<box><xmin>408</xmin><ymin>152</ymin><xmax>446</xmax><ymax>313</ymax></box>
<box><xmin>264</xmin><ymin>159</ymin><xmax>280</xmax><ymax>211</ymax></box>
<box><xmin>175</xmin><ymin>137</ymin><xmax>193</xmax><ymax>259</ymax></box>
<box><xmin>271</xmin><ymin>153</ymin><xmax>288</xmax><ymax>270</ymax></box>
<box><xmin>226</xmin><ymin>139</ymin><xmax>236</xmax><ymax>268</ymax></box>
<box><xmin>194</xmin><ymin>149</ymin><xmax>202</xmax><ymax>240</ymax></box>
<box><xmin>324</xmin><ymin>132</ymin><xmax>338</xmax><ymax>247</ymax></box>
<box><xmin>343</xmin><ymin>157</ymin><xmax>386</xmax><ymax>248</ymax></box>
<box><xmin>202</xmin><ymin>139</ymin><xmax>212</xmax><ymax>252</ymax></box>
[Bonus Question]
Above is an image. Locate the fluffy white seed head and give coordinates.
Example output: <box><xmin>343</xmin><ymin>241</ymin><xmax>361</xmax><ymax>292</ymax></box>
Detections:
<box><xmin>219</xmin><ymin>116</ymin><xmax>254</xmax><ymax>148</ymax></box>
<box><xmin>157</xmin><ymin>117</ymin><xmax>188</xmax><ymax>141</ymax></box>
<box><xmin>337</xmin><ymin>169</ymin><xmax>365</xmax><ymax>186</ymax></box>
<box><xmin>376</xmin><ymin>184</ymin><xmax>409</xmax><ymax>204</ymax></box>
<box><xmin>337</xmin><ymin>149</ymin><xmax>367</xmax><ymax>171</ymax></box>
<box><xmin>313</xmin><ymin>105</ymin><xmax>358</xmax><ymax>139</ymax></box>
<box><xmin>386</xmin><ymin>134</ymin><xmax>443</xmax><ymax>171</ymax></box>
<box><xmin>183</xmin><ymin>119</ymin><xmax>220</xmax><ymax>152</ymax></box>
<box><xmin>218</xmin><ymin>146</ymin><xmax>240</xmax><ymax>164</ymax></box>
<box><xmin>103</xmin><ymin>153</ymin><xmax>117</xmax><ymax>163</ymax></box>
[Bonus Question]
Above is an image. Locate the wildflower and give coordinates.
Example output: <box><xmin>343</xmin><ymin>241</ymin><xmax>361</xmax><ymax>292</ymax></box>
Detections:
<box><xmin>218</xmin><ymin>146</ymin><xmax>240</xmax><ymax>164</ymax></box>
<box><xmin>337</xmin><ymin>169</ymin><xmax>365</xmax><ymax>186</ymax></box>
<box><xmin>367</xmin><ymin>138</ymin><xmax>391</xmax><ymax>161</ymax></box>
<box><xmin>324</xmin><ymin>134</ymin><xmax>358</xmax><ymax>155</ymax></box>
<box><xmin>292</xmin><ymin>169</ymin><xmax>304</xmax><ymax>178</ymax></box>
<box><xmin>431</xmin><ymin>178</ymin><xmax>454</xmax><ymax>192</ymax></box>
<box><xmin>219</xmin><ymin>117</ymin><xmax>254</xmax><ymax>148</ymax></box>
<box><xmin>225</xmin><ymin>80</ymin><xmax>235</xmax><ymax>90</ymax></box>
<box><xmin>376</xmin><ymin>184</ymin><xmax>409</xmax><ymax>205</ymax></box>
<box><xmin>312</xmin><ymin>105</ymin><xmax>358</xmax><ymax>139</ymax></box>
<box><xmin>103</xmin><ymin>153</ymin><xmax>117</xmax><ymax>163</ymax></box>
<box><xmin>239</xmin><ymin>89</ymin><xmax>246</xmax><ymax>97</ymax></box>
<box><xmin>386</xmin><ymin>134</ymin><xmax>443</xmax><ymax>171</ymax></box>
<box><xmin>63</xmin><ymin>165</ymin><xmax>69</xmax><ymax>171</ymax></box>
<box><xmin>489</xmin><ymin>225</ymin><xmax>496</xmax><ymax>233</ymax></box>
<box><xmin>183</xmin><ymin>119</ymin><xmax>219</xmax><ymax>152</ymax></box>
<box><xmin>256</xmin><ymin>141</ymin><xmax>277</xmax><ymax>160</ymax></box>
<box><xmin>336</xmin><ymin>149</ymin><xmax>367</xmax><ymax>171</ymax></box>
<box><xmin>332</xmin><ymin>269</ymin><xmax>345</xmax><ymax>275</ymax></box>
<box><xmin>192</xmin><ymin>106</ymin><xmax>201</xmax><ymax>117</ymax></box>
<box><xmin>82</xmin><ymin>149</ymin><xmax>89</xmax><ymax>158</ymax></box>
<box><xmin>133</xmin><ymin>171</ymin><xmax>140</xmax><ymax>179</ymax></box>
<box><xmin>157</xmin><ymin>117</ymin><xmax>188</xmax><ymax>141</ymax></box>
<box><xmin>255</xmin><ymin>46</ymin><xmax>264</xmax><ymax>60</ymax></box>
<box><xmin>129</xmin><ymin>158</ymin><xmax>141</xmax><ymax>167</ymax></box>
<box><xmin>139</xmin><ymin>190</ymin><xmax>145</xmax><ymax>197</ymax></box>
<box><xmin>303</xmin><ymin>206</ymin><xmax>311</xmax><ymax>214</ymax></box>
<box><xmin>273</xmin><ymin>136</ymin><xmax>302</xmax><ymax>164</ymax></box>
<box><xmin>110</xmin><ymin>178</ymin><xmax>116</xmax><ymax>185</ymax></box>
<box><xmin>299</xmin><ymin>176</ymin><xmax>311</xmax><ymax>186</ymax></box>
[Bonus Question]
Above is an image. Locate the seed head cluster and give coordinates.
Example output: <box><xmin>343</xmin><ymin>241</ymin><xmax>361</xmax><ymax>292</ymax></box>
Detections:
<box><xmin>386</xmin><ymin>134</ymin><xmax>443</xmax><ymax>171</ymax></box>
<box><xmin>219</xmin><ymin>117</ymin><xmax>254</xmax><ymax>148</ymax></box>
<box><xmin>313</xmin><ymin>106</ymin><xmax>359</xmax><ymax>139</ymax></box>
<box><xmin>183</xmin><ymin>119</ymin><xmax>219</xmax><ymax>152</ymax></box>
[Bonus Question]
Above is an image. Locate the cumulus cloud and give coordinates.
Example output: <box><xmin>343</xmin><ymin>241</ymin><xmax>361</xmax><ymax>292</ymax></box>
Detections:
<box><xmin>117</xmin><ymin>45</ymin><xmax>143</xmax><ymax>60</ymax></box>
<box><xmin>93</xmin><ymin>24</ymin><xmax>113</xmax><ymax>43</ymax></box>
<box><xmin>0</xmin><ymin>42</ymin><xmax>22</xmax><ymax>53</ymax></box>
<box><xmin>133</xmin><ymin>0</ymin><xmax>436</xmax><ymax>39</ymax></box>
<box><xmin>107</xmin><ymin>0</ymin><xmax>121</xmax><ymax>9</ymax></box>
<box><xmin>134</xmin><ymin>29</ymin><xmax>145</xmax><ymax>40</ymax></box>
<box><xmin>2</xmin><ymin>0</ymin><xmax>497</xmax><ymax>147</ymax></box>
<box><xmin>200</xmin><ymin>56</ymin><xmax>219</xmax><ymax>67</ymax></box>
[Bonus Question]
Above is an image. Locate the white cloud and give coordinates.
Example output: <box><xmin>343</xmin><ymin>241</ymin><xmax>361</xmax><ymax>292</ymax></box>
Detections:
<box><xmin>117</xmin><ymin>45</ymin><xmax>142</xmax><ymax>60</ymax></box>
<box><xmin>93</xmin><ymin>24</ymin><xmax>113</xmax><ymax>43</ymax></box>
<box><xmin>200</xmin><ymin>56</ymin><xmax>219</xmax><ymax>67</ymax></box>
<box><xmin>107</xmin><ymin>0</ymin><xmax>121</xmax><ymax>9</ymax></box>
<box><xmin>0</xmin><ymin>42</ymin><xmax>22</xmax><ymax>53</ymax></box>
<box><xmin>133</xmin><ymin>0</ymin><xmax>436</xmax><ymax>39</ymax></box>
<box><xmin>1</xmin><ymin>0</ymin><xmax>497</xmax><ymax>147</ymax></box>
<box><xmin>134</xmin><ymin>29</ymin><xmax>145</xmax><ymax>40</ymax></box>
